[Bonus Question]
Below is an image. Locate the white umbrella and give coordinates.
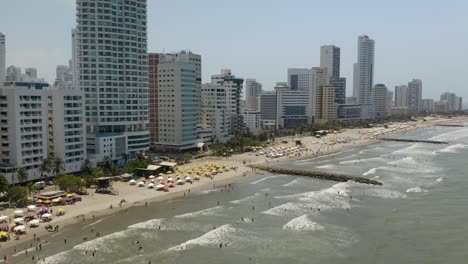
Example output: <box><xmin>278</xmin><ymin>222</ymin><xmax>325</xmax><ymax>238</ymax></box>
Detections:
<box><xmin>129</xmin><ymin>179</ymin><xmax>136</xmax><ymax>184</ymax></box>
<box><xmin>0</xmin><ymin>215</ymin><xmax>8</xmax><ymax>221</ymax></box>
<box><xmin>167</xmin><ymin>177</ymin><xmax>174</xmax><ymax>182</ymax></box>
<box><xmin>14</xmin><ymin>225</ymin><xmax>26</xmax><ymax>231</ymax></box>
<box><xmin>29</xmin><ymin>219</ymin><xmax>40</xmax><ymax>226</ymax></box>
<box><xmin>176</xmin><ymin>179</ymin><xmax>184</xmax><ymax>185</ymax></box>
<box><xmin>137</xmin><ymin>181</ymin><xmax>145</xmax><ymax>187</ymax></box>
<box><xmin>42</xmin><ymin>213</ymin><xmax>52</xmax><ymax>218</ymax></box>
<box><xmin>27</xmin><ymin>205</ymin><xmax>37</xmax><ymax>211</ymax></box>
<box><xmin>14</xmin><ymin>210</ymin><xmax>23</xmax><ymax>215</ymax></box>
<box><xmin>14</xmin><ymin>218</ymin><xmax>24</xmax><ymax>223</ymax></box>
<box><xmin>51</xmin><ymin>198</ymin><xmax>61</xmax><ymax>203</ymax></box>
<box><xmin>148</xmin><ymin>183</ymin><xmax>155</xmax><ymax>188</ymax></box>
<box><xmin>156</xmin><ymin>184</ymin><xmax>165</xmax><ymax>190</ymax></box>
<box><xmin>157</xmin><ymin>176</ymin><xmax>164</xmax><ymax>180</ymax></box>
<box><xmin>148</xmin><ymin>175</ymin><xmax>155</xmax><ymax>179</ymax></box>
<box><xmin>185</xmin><ymin>176</ymin><xmax>192</xmax><ymax>182</ymax></box>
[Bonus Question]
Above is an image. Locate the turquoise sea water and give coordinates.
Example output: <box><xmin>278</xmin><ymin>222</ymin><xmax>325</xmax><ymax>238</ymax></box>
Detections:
<box><xmin>11</xmin><ymin>124</ymin><xmax>468</xmax><ymax>264</ymax></box>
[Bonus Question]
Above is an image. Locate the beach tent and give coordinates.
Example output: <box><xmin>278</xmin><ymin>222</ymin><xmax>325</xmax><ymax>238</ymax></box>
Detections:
<box><xmin>129</xmin><ymin>179</ymin><xmax>136</xmax><ymax>185</ymax></box>
<box><xmin>148</xmin><ymin>183</ymin><xmax>155</xmax><ymax>189</ymax></box>
<box><xmin>0</xmin><ymin>215</ymin><xmax>8</xmax><ymax>222</ymax></box>
<box><xmin>29</xmin><ymin>219</ymin><xmax>40</xmax><ymax>227</ymax></box>
<box><xmin>13</xmin><ymin>218</ymin><xmax>24</xmax><ymax>223</ymax></box>
<box><xmin>137</xmin><ymin>181</ymin><xmax>145</xmax><ymax>187</ymax></box>
<box><xmin>14</xmin><ymin>225</ymin><xmax>25</xmax><ymax>231</ymax></box>
<box><xmin>14</xmin><ymin>210</ymin><xmax>24</xmax><ymax>215</ymax></box>
<box><xmin>27</xmin><ymin>205</ymin><xmax>37</xmax><ymax>211</ymax></box>
<box><xmin>42</xmin><ymin>213</ymin><xmax>52</xmax><ymax>218</ymax></box>
<box><xmin>156</xmin><ymin>184</ymin><xmax>165</xmax><ymax>190</ymax></box>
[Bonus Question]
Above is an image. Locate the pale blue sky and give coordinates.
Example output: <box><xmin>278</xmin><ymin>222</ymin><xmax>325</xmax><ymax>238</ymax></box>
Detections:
<box><xmin>1</xmin><ymin>0</ymin><xmax>467</xmax><ymax>100</ymax></box>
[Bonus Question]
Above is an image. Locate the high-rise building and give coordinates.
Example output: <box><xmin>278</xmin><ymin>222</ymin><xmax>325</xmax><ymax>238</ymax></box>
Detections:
<box><xmin>24</xmin><ymin>68</ymin><xmax>37</xmax><ymax>80</ymax></box>
<box><xmin>311</xmin><ymin>67</ymin><xmax>332</xmax><ymax>122</ymax></box>
<box><xmin>353</xmin><ymin>35</ymin><xmax>375</xmax><ymax>119</ymax></box>
<box><xmin>408</xmin><ymin>79</ymin><xmax>422</xmax><ymax>113</ymax></box>
<box><xmin>55</xmin><ymin>64</ymin><xmax>73</xmax><ymax>89</ymax></box>
<box><xmin>320</xmin><ymin>45</ymin><xmax>340</xmax><ymax>80</ymax></box>
<box><xmin>259</xmin><ymin>91</ymin><xmax>277</xmax><ymax>129</ymax></box>
<box><xmin>373</xmin><ymin>84</ymin><xmax>389</xmax><ymax>118</ymax></box>
<box><xmin>440</xmin><ymin>92</ymin><xmax>457</xmax><ymax>112</ymax></box>
<box><xmin>386</xmin><ymin>91</ymin><xmax>394</xmax><ymax>115</ymax></box>
<box><xmin>421</xmin><ymin>99</ymin><xmax>434</xmax><ymax>113</ymax></box>
<box><xmin>6</xmin><ymin>66</ymin><xmax>21</xmax><ymax>82</ymax></box>
<box><xmin>276</xmin><ymin>83</ymin><xmax>311</xmax><ymax>129</ymax></box>
<box><xmin>0</xmin><ymin>33</ymin><xmax>5</xmax><ymax>83</ymax></box>
<box><xmin>147</xmin><ymin>53</ymin><xmax>162</xmax><ymax>148</ymax></box>
<box><xmin>71</xmin><ymin>29</ymin><xmax>78</xmax><ymax>89</ymax></box>
<box><xmin>201</xmin><ymin>83</ymin><xmax>231</xmax><ymax>143</ymax></box>
<box><xmin>245</xmin><ymin>79</ymin><xmax>262</xmax><ymax>111</ymax></box>
<box><xmin>211</xmin><ymin>69</ymin><xmax>244</xmax><ymax>134</ymax></box>
<box><xmin>242</xmin><ymin>110</ymin><xmax>261</xmax><ymax>132</ymax></box>
<box><xmin>455</xmin><ymin>96</ymin><xmax>463</xmax><ymax>111</ymax></box>
<box><xmin>287</xmin><ymin>68</ymin><xmax>312</xmax><ymax>91</ymax></box>
<box><xmin>434</xmin><ymin>100</ymin><xmax>449</xmax><ymax>113</ymax></box>
<box><xmin>76</xmin><ymin>0</ymin><xmax>149</xmax><ymax>165</ymax></box>
<box><xmin>156</xmin><ymin>57</ymin><xmax>198</xmax><ymax>150</ymax></box>
<box><xmin>394</xmin><ymin>85</ymin><xmax>409</xmax><ymax>107</ymax></box>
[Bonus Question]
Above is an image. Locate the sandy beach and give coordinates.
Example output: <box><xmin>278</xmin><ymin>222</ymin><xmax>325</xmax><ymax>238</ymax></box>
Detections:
<box><xmin>0</xmin><ymin>116</ymin><xmax>465</xmax><ymax>257</ymax></box>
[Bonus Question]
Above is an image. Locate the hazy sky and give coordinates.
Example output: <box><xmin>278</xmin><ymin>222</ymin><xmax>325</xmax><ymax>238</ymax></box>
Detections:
<box><xmin>1</xmin><ymin>0</ymin><xmax>467</xmax><ymax>100</ymax></box>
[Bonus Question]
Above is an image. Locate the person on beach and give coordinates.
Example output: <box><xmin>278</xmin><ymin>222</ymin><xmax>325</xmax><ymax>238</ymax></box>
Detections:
<box><xmin>64</xmin><ymin>238</ymin><xmax>67</xmax><ymax>244</ymax></box>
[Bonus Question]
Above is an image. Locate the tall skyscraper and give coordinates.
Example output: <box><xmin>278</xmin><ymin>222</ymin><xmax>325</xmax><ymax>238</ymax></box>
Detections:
<box><xmin>147</xmin><ymin>53</ymin><xmax>162</xmax><ymax>148</ymax></box>
<box><xmin>76</xmin><ymin>0</ymin><xmax>149</xmax><ymax>164</ymax></box>
<box><xmin>211</xmin><ymin>69</ymin><xmax>244</xmax><ymax>134</ymax></box>
<box><xmin>287</xmin><ymin>69</ymin><xmax>312</xmax><ymax>91</ymax></box>
<box><xmin>320</xmin><ymin>45</ymin><xmax>340</xmax><ymax>80</ymax></box>
<box><xmin>353</xmin><ymin>35</ymin><xmax>375</xmax><ymax>119</ymax></box>
<box><xmin>245</xmin><ymin>79</ymin><xmax>262</xmax><ymax>111</ymax></box>
<box><xmin>408</xmin><ymin>79</ymin><xmax>422</xmax><ymax>113</ymax></box>
<box><xmin>440</xmin><ymin>92</ymin><xmax>457</xmax><ymax>112</ymax></box>
<box><xmin>0</xmin><ymin>33</ymin><xmax>5</xmax><ymax>83</ymax></box>
<box><xmin>394</xmin><ymin>85</ymin><xmax>409</xmax><ymax>107</ymax></box>
<box><xmin>201</xmin><ymin>83</ymin><xmax>231</xmax><ymax>143</ymax></box>
<box><xmin>259</xmin><ymin>91</ymin><xmax>277</xmax><ymax>129</ymax></box>
<box><xmin>373</xmin><ymin>84</ymin><xmax>389</xmax><ymax>118</ymax></box>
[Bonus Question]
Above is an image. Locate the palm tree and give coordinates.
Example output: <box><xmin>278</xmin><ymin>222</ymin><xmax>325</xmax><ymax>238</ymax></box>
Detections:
<box><xmin>136</xmin><ymin>151</ymin><xmax>146</xmax><ymax>162</ymax></box>
<box><xmin>0</xmin><ymin>175</ymin><xmax>9</xmax><ymax>193</ymax></box>
<box><xmin>25</xmin><ymin>182</ymin><xmax>37</xmax><ymax>196</ymax></box>
<box><xmin>52</xmin><ymin>156</ymin><xmax>64</xmax><ymax>176</ymax></box>
<box><xmin>16</xmin><ymin>167</ymin><xmax>28</xmax><ymax>183</ymax></box>
<box><xmin>39</xmin><ymin>158</ymin><xmax>52</xmax><ymax>181</ymax></box>
<box><xmin>81</xmin><ymin>159</ymin><xmax>93</xmax><ymax>175</ymax></box>
<box><xmin>101</xmin><ymin>156</ymin><xmax>113</xmax><ymax>176</ymax></box>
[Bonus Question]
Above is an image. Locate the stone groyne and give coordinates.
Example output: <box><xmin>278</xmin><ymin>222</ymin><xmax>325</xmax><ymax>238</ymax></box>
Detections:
<box><xmin>434</xmin><ymin>124</ymin><xmax>465</xmax><ymax>128</ymax></box>
<box><xmin>249</xmin><ymin>164</ymin><xmax>383</xmax><ymax>186</ymax></box>
<box><xmin>378</xmin><ymin>138</ymin><xmax>448</xmax><ymax>144</ymax></box>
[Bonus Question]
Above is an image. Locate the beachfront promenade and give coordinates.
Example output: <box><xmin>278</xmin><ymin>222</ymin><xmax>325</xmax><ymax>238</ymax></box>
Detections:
<box><xmin>248</xmin><ymin>164</ymin><xmax>383</xmax><ymax>186</ymax></box>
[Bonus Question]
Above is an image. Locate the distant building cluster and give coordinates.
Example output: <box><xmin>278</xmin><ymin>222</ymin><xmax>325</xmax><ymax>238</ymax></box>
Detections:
<box><xmin>0</xmin><ymin>1</ymin><xmax>464</xmax><ymax>183</ymax></box>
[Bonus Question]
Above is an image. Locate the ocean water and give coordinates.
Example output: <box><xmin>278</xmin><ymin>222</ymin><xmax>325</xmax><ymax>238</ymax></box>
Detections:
<box><xmin>12</xmin><ymin>124</ymin><xmax>468</xmax><ymax>264</ymax></box>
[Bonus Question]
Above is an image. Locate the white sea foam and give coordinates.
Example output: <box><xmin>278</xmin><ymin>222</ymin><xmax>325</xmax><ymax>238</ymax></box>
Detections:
<box><xmin>316</xmin><ymin>164</ymin><xmax>336</xmax><ymax>169</ymax></box>
<box><xmin>406</xmin><ymin>187</ymin><xmax>429</xmax><ymax>193</ymax></box>
<box><xmin>175</xmin><ymin>206</ymin><xmax>223</xmax><ymax>219</ymax></box>
<box><xmin>388</xmin><ymin>156</ymin><xmax>418</xmax><ymax>166</ymax></box>
<box><xmin>250</xmin><ymin>175</ymin><xmax>282</xmax><ymax>185</ymax></box>
<box><xmin>230</xmin><ymin>192</ymin><xmax>262</xmax><ymax>204</ymax></box>
<box><xmin>364</xmin><ymin>189</ymin><xmax>407</xmax><ymax>199</ymax></box>
<box><xmin>37</xmin><ymin>251</ymin><xmax>71</xmax><ymax>264</ymax></box>
<box><xmin>436</xmin><ymin>177</ymin><xmax>444</xmax><ymax>182</ymax></box>
<box><xmin>282</xmin><ymin>178</ymin><xmax>302</xmax><ymax>187</ymax></box>
<box><xmin>168</xmin><ymin>224</ymin><xmax>238</xmax><ymax>251</ymax></box>
<box><xmin>73</xmin><ymin>230</ymin><xmax>132</xmax><ymax>253</ymax></box>
<box><xmin>391</xmin><ymin>144</ymin><xmax>436</xmax><ymax>156</ymax></box>
<box><xmin>128</xmin><ymin>218</ymin><xmax>163</xmax><ymax>229</ymax></box>
<box><xmin>363</xmin><ymin>168</ymin><xmax>377</xmax><ymax>176</ymax></box>
<box><xmin>438</xmin><ymin>144</ymin><xmax>468</xmax><ymax>153</ymax></box>
<box><xmin>339</xmin><ymin>157</ymin><xmax>385</xmax><ymax>165</ymax></box>
<box><xmin>429</xmin><ymin>128</ymin><xmax>468</xmax><ymax>141</ymax></box>
<box><xmin>283</xmin><ymin>215</ymin><xmax>324</xmax><ymax>231</ymax></box>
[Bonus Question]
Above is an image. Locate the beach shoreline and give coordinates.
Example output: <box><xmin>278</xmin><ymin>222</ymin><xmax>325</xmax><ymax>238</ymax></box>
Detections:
<box><xmin>1</xmin><ymin>116</ymin><xmax>466</xmax><ymax>257</ymax></box>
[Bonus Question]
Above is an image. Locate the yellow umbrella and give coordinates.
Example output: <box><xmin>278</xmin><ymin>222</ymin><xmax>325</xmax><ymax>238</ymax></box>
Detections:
<box><xmin>167</xmin><ymin>171</ymin><xmax>173</xmax><ymax>174</ymax></box>
<box><xmin>0</xmin><ymin>231</ymin><xmax>7</xmax><ymax>236</ymax></box>
<box><xmin>66</xmin><ymin>194</ymin><xmax>73</xmax><ymax>197</ymax></box>
<box><xmin>159</xmin><ymin>173</ymin><xmax>164</xmax><ymax>176</ymax></box>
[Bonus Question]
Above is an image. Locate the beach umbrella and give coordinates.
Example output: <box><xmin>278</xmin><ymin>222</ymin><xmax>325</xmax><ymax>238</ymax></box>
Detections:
<box><xmin>14</xmin><ymin>218</ymin><xmax>24</xmax><ymax>223</ymax></box>
<box><xmin>43</xmin><ymin>200</ymin><xmax>52</xmax><ymax>204</ymax></box>
<box><xmin>0</xmin><ymin>216</ymin><xmax>7</xmax><ymax>221</ymax></box>
<box><xmin>42</xmin><ymin>213</ymin><xmax>52</xmax><ymax>218</ymax></box>
<box><xmin>66</xmin><ymin>194</ymin><xmax>73</xmax><ymax>197</ymax></box>
<box><xmin>14</xmin><ymin>225</ymin><xmax>26</xmax><ymax>231</ymax></box>
<box><xmin>137</xmin><ymin>181</ymin><xmax>145</xmax><ymax>187</ymax></box>
<box><xmin>157</xmin><ymin>176</ymin><xmax>164</xmax><ymax>180</ymax></box>
<box><xmin>129</xmin><ymin>179</ymin><xmax>136</xmax><ymax>185</ymax></box>
<box><xmin>14</xmin><ymin>210</ymin><xmax>24</xmax><ymax>215</ymax></box>
<box><xmin>167</xmin><ymin>177</ymin><xmax>174</xmax><ymax>182</ymax></box>
<box><xmin>149</xmin><ymin>175</ymin><xmax>155</xmax><ymax>179</ymax></box>
<box><xmin>27</xmin><ymin>205</ymin><xmax>37</xmax><ymax>211</ymax></box>
<box><xmin>185</xmin><ymin>176</ymin><xmax>192</xmax><ymax>183</ymax></box>
<box><xmin>156</xmin><ymin>184</ymin><xmax>165</xmax><ymax>190</ymax></box>
<box><xmin>51</xmin><ymin>198</ymin><xmax>60</xmax><ymax>203</ymax></box>
<box><xmin>0</xmin><ymin>231</ymin><xmax>7</xmax><ymax>236</ymax></box>
<box><xmin>57</xmin><ymin>208</ymin><xmax>64</xmax><ymax>212</ymax></box>
<box><xmin>176</xmin><ymin>179</ymin><xmax>184</xmax><ymax>185</ymax></box>
<box><xmin>148</xmin><ymin>183</ymin><xmax>155</xmax><ymax>188</ymax></box>
<box><xmin>29</xmin><ymin>219</ymin><xmax>40</xmax><ymax>226</ymax></box>
<box><xmin>167</xmin><ymin>171</ymin><xmax>173</xmax><ymax>174</ymax></box>
<box><xmin>158</xmin><ymin>173</ymin><xmax>164</xmax><ymax>176</ymax></box>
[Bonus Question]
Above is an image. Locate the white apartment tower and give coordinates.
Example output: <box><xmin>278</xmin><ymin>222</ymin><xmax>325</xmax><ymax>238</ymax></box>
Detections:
<box><xmin>245</xmin><ymin>79</ymin><xmax>262</xmax><ymax>111</ymax></box>
<box><xmin>353</xmin><ymin>35</ymin><xmax>375</xmax><ymax>119</ymax></box>
<box><xmin>408</xmin><ymin>79</ymin><xmax>422</xmax><ymax>113</ymax></box>
<box><xmin>157</xmin><ymin>58</ymin><xmax>198</xmax><ymax>150</ymax></box>
<box><xmin>394</xmin><ymin>85</ymin><xmax>409</xmax><ymax>107</ymax></box>
<box><xmin>76</xmin><ymin>0</ymin><xmax>149</xmax><ymax>165</ymax></box>
<box><xmin>373</xmin><ymin>84</ymin><xmax>389</xmax><ymax>118</ymax></box>
<box><xmin>201</xmin><ymin>83</ymin><xmax>231</xmax><ymax>143</ymax></box>
<box><xmin>24</xmin><ymin>68</ymin><xmax>37</xmax><ymax>80</ymax></box>
<box><xmin>211</xmin><ymin>69</ymin><xmax>244</xmax><ymax>134</ymax></box>
<box><xmin>320</xmin><ymin>45</ymin><xmax>340</xmax><ymax>80</ymax></box>
<box><xmin>0</xmin><ymin>33</ymin><xmax>5</xmax><ymax>83</ymax></box>
<box><xmin>287</xmin><ymin>68</ymin><xmax>312</xmax><ymax>91</ymax></box>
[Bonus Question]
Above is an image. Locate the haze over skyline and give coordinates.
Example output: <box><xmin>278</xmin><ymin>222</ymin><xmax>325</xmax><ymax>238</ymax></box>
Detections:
<box><xmin>0</xmin><ymin>0</ymin><xmax>467</xmax><ymax>99</ymax></box>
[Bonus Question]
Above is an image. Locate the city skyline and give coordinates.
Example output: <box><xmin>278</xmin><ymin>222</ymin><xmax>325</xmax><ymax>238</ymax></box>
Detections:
<box><xmin>0</xmin><ymin>0</ymin><xmax>467</xmax><ymax>101</ymax></box>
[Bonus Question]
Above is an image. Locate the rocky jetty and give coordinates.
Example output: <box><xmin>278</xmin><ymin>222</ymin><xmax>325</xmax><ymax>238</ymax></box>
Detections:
<box><xmin>378</xmin><ymin>138</ymin><xmax>448</xmax><ymax>144</ymax></box>
<box><xmin>434</xmin><ymin>124</ymin><xmax>465</xmax><ymax>128</ymax></box>
<box><xmin>249</xmin><ymin>165</ymin><xmax>383</xmax><ymax>186</ymax></box>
